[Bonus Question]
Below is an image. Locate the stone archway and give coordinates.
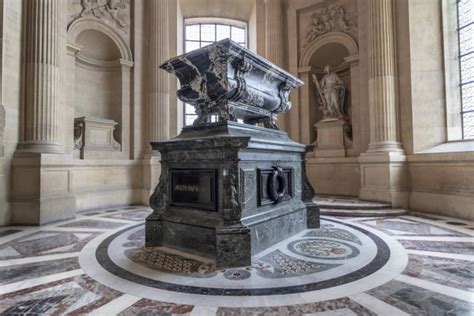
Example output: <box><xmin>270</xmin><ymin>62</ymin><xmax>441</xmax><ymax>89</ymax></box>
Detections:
<box><xmin>297</xmin><ymin>32</ymin><xmax>360</xmax><ymax>156</ymax></box>
<box><xmin>67</xmin><ymin>18</ymin><xmax>134</xmax><ymax>159</ymax></box>
<box><xmin>299</xmin><ymin>32</ymin><xmax>358</xmax><ymax>68</ymax></box>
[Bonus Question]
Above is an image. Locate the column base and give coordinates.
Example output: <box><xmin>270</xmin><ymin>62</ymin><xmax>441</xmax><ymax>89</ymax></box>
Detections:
<box><xmin>16</xmin><ymin>141</ymin><xmax>64</xmax><ymax>155</ymax></box>
<box><xmin>365</xmin><ymin>141</ymin><xmax>404</xmax><ymax>154</ymax></box>
<box><xmin>358</xmin><ymin>151</ymin><xmax>409</xmax><ymax>208</ymax></box>
<box><xmin>11</xmin><ymin>153</ymin><xmax>76</xmax><ymax>225</ymax></box>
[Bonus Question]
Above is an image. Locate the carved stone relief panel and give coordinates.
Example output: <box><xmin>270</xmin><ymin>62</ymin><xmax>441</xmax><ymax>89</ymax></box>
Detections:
<box><xmin>68</xmin><ymin>0</ymin><xmax>130</xmax><ymax>35</ymax></box>
<box><xmin>300</xmin><ymin>1</ymin><xmax>358</xmax><ymax>50</ymax></box>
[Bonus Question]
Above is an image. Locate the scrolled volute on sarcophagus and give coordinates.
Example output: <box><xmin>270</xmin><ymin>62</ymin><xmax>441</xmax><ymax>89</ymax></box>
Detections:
<box><xmin>160</xmin><ymin>39</ymin><xmax>303</xmax><ymax>129</ymax></box>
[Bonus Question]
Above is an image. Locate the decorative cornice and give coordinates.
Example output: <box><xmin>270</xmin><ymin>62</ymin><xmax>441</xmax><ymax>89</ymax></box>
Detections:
<box><xmin>66</xmin><ymin>43</ymin><xmax>82</xmax><ymax>56</ymax></box>
<box><xmin>75</xmin><ymin>53</ymin><xmax>122</xmax><ymax>71</ymax></box>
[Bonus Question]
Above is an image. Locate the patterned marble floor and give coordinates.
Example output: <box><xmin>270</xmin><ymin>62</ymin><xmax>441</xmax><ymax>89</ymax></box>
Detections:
<box><xmin>0</xmin><ymin>206</ymin><xmax>473</xmax><ymax>315</ymax></box>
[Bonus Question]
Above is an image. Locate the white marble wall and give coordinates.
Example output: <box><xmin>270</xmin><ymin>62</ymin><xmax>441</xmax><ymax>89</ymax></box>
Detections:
<box><xmin>0</xmin><ymin>0</ymin><xmax>22</xmax><ymax>225</ymax></box>
<box><xmin>1</xmin><ymin>0</ymin><xmax>473</xmax><ymax>224</ymax></box>
<box><xmin>289</xmin><ymin>0</ymin><xmax>473</xmax><ymax>219</ymax></box>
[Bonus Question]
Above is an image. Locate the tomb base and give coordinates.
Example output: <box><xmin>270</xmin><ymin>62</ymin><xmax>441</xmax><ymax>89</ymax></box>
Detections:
<box><xmin>145</xmin><ymin>122</ymin><xmax>319</xmax><ymax>268</ymax></box>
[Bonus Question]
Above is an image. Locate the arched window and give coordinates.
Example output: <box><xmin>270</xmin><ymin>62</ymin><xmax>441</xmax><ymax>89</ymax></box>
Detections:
<box><xmin>183</xmin><ymin>18</ymin><xmax>247</xmax><ymax>126</ymax></box>
<box><xmin>456</xmin><ymin>0</ymin><xmax>474</xmax><ymax>139</ymax></box>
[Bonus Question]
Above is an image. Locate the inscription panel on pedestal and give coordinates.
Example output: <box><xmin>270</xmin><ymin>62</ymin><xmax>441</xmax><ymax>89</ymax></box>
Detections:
<box><xmin>170</xmin><ymin>169</ymin><xmax>218</xmax><ymax>211</ymax></box>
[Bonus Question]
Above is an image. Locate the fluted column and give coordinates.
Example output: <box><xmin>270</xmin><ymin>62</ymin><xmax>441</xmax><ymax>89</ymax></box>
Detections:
<box><xmin>366</xmin><ymin>0</ymin><xmax>403</xmax><ymax>153</ymax></box>
<box><xmin>265</xmin><ymin>0</ymin><xmax>285</xmax><ymax>68</ymax></box>
<box><xmin>264</xmin><ymin>0</ymin><xmax>286</xmax><ymax>130</ymax></box>
<box><xmin>21</xmin><ymin>0</ymin><xmax>62</xmax><ymax>153</ymax></box>
<box><xmin>147</xmin><ymin>0</ymin><xmax>170</xmax><ymax>152</ymax></box>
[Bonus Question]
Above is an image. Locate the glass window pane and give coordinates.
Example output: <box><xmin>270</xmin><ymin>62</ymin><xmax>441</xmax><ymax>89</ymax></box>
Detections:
<box><xmin>462</xmin><ymin>83</ymin><xmax>474</xmax><ymax>112</ymax></box>
<box><xmin>231</xmin><ymin>26</ymin><xmax>245</xmax><ymax>43</ymax></box>
<box><xmin>183</xmin><ymin>21</ymin><xmax>247</xmax><ymax>126</ymax></box>
<box><xmin>458</xmin><ymin>0</ymin><xmax>474</xmax><ymax>27</ymax></box>
<box><xmin>185</xmin><ymin>115</ymin><xmax>197</xmax><ymax>126</ymax></box>
<box><xmin>459</xmin><ymin>23</ymin><xmax>474</xmax><ymax>56</ymax></box>
<box><xmin>460</xmin><ymin>53</ymin><xmax>474</xmax><ymax>83</ymax></box>
<box><xmin>200</xmin><ymin>24</ymin><xmax>215</xmax><ymax>42</ymax></box>
<box><xmin>185</xmin><ymin>25</ymin><xmax>200</xmax><ymax>41</ymax></box>
<box><xmin>185</xmin><ymin>104</ymin><xmax>196</xmax><ymax>115</ymax></box>
<box><xmin>185</xmin><ymin>41</ymin><xmax>200</xmax><ymax>53</ymax></box>
<box><xmin>201</xmin><ymin>41</ymin><xmax>214</xmax><ymax>48</ymax></box>
<box><xmin>463</xmin><ymin>112</ymin><xmax>474</xmax><ymax>139</ymax></box>
<box><xmin>216</xmin><ymin>25</ymin><xmax>231</xmax><ymax>40</ymax></box>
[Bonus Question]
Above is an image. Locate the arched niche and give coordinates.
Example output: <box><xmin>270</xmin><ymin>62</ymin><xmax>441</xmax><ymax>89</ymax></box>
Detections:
<box><xmin>297</xmin><ymin>32</ymin><xmax>360</xmax><ymax>156</ymax></box>
<box><xmin>67</xmin><ymin>18</ymin><xmax>133</xmax><ymax>160</ymax></box>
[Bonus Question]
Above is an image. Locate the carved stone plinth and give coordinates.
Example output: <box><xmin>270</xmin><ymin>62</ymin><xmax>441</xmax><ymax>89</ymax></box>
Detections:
<box><xmin>146</xmin><ymin>122</ymin><xmax>320</xmax><ymax>268</ymax></box>
<box><xmin>73</xmin><ymin>116</ymin><xmax>121</xmax><ymax>159</ymax></box>
<box><xmin>314</xmin><ymin>119</ymin><xmax>348</xmax><ymax>157</ymax></box>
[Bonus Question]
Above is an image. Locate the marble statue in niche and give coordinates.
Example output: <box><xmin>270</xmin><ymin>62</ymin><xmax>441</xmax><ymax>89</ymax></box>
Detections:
<box><xmin>312</xmin><ymin>65</ymin><xmax>346</xmax><ymax>121</ymax></box>
<box><xmin>68</xmin><ymin>0</ymin><xmax>130</xmax><ymax>32</ymax></box>
<box><xmin>312</xmin><ymin>65</ymin><xmax>352</xmax><ymax>155</ymax></box>
<box><xmin>304</xmin><ymin>4</ymin><xmax>357</xmax><ymax>48</ymax></box>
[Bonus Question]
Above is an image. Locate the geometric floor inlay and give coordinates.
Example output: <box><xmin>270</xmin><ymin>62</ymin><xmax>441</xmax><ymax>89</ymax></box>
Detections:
<box><xmin>1</xmin><ymin>207</ymin><xmax>473</xmax><ymax>315</ymax></box>
<box><xmin>80</xmin><ymin>219</ymin><xmax>407</xmax><ymax>307</ymax></box>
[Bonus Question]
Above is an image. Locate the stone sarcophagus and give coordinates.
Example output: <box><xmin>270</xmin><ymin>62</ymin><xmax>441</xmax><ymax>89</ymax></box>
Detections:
<box><xmin>146</xmin><ymin>40</ymin><xmax>320</xmax><ymax>268</ymax></box>
<box><xmin>160</xmin><ymin>39</ymin><xmax>300</xmax><ymax>129</ymax></box>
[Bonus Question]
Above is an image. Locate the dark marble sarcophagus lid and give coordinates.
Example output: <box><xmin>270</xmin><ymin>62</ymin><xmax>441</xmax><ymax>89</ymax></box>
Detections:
<box><xmin>160</xmin><ymin>39</ymin><xmax>303</xmax><ymax>129</ymax></box>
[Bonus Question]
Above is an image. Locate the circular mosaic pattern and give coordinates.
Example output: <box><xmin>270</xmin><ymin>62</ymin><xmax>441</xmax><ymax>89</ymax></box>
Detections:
<box><xmin>288</xmin><ymin>239</ymin><xmax>359</xmax><ymax>259</ymax></box>
<box><xmin>79</xmin><ymin>218</ymin><xmax>408</xmax><ymax>307</ymax></box>
<box><xmin>223</xmin><ymin>269</ymin><xmax>251</xmax><ymax>280</ymax></box>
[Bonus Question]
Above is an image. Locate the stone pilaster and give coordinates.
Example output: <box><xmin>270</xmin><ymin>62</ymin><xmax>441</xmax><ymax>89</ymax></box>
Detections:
<box><xmin>297</xmin><ymin>66</ymin><xmax>313</xmax><ymax>146</ymax></box>
<box><xmin>19</xmin><ymin>0</ymin><xmax>62</xmax><ymax>154</ymax></box>
<box><xmin>359</xmin><ymin>0</ymin><xmax>408</xmax><ymax>207</ymax></box>
<box><xmin>147</xmin><ymin>0</ymin><xmax>170</xmax><ymax>150</ymax></box>
<box><xmin>264</xmin><ymin>0</ymin><xmax>286</xmax><ymax>130</ymax></box>
<box><xmin>12</xmin><ymin>0</ymin><xmax>76</xmax><ymax>225</ymax></box>
<box><xmin>265</xmin><ymin>0</ymin><xmax>284</xmax><ymax>69</ymax></box>
<box><xmin>143</xmin><ymin>0</ymin><xmax>171</xmax><ymax>205</ymax></box>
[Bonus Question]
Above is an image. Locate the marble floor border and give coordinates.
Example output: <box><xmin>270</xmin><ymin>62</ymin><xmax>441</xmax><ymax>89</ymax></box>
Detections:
<box><xmin>0</xmin><ymin>269</ymin><xmax>84</xmax><ymax>295</ymax></box>
<box><xmin>406</xmin><ymin>249</ymin><xmax>474</xmax><ymax>261</ymax></box>
<box><xmin>396</xmin><ymin>274</ymin><xmax>474</xmax><ymax>303</ymax></box>
<box><xmin>0</xmin><ymin>252</ymin><xmax>80</xmax><ymax>268</ymax></box>
<box><xmin>349</xmin><ymin>292</ymin><xmax>410</xmax><ymax>316</ymax></box>
<box><xmin>78</xmin><ymin>218</ymin><xmax>408</xmax><ymax>308</ymax></box>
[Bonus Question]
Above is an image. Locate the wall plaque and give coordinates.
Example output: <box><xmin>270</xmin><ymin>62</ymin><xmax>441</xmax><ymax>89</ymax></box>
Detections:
<box><xmin>170</xmin><ymin>169</ymin><xmax>218</xmax><ymax>211</ymax></box>
<box><xmin>257</xmin><ymin>167</ymin><xmax>292</xmax><ymax>206</ymax></box>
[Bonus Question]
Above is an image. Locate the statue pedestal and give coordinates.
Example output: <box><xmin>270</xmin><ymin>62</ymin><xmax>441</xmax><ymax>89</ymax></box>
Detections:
<box><xmin>314</xmin><ymin>119</ymin><xmax>346</xmax><ymax>157</ymax></box>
